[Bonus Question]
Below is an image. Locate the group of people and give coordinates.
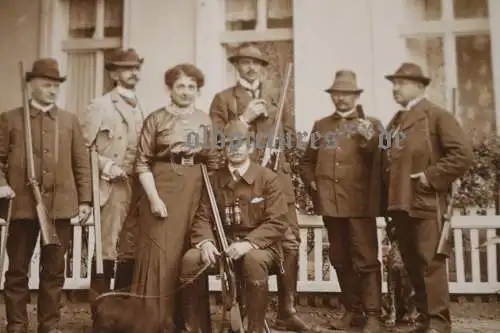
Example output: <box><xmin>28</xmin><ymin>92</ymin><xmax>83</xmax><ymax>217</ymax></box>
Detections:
<box><xmin>0</xmin><ymin>42</ymin><xmax>472</xmax><ymax>333</ymax></box>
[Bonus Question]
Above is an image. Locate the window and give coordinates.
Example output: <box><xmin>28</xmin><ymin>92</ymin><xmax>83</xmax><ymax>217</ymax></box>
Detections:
<box><xmin>400</xmin><ymin>0</ymin><xmax>494</xmax><ymax>144</ymax></box>
<box><xmin>62</xmin><ymin>0</ymin><xmax>124</xmax><ymax>116</ymax></box>
<box><xmin>221</xmin><ymin>0</ymin><xmax>295</xmax><ymax>125</ymax></box>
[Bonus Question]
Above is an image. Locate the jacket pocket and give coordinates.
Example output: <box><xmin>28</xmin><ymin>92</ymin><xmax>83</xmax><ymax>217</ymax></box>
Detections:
<box><xmin>412</xmin><ymin>181</ymin><xmax>437</xmax><ymax>212</ymax></box>
<box><xmin>250</xmin><ymin>201</ymin><xmax>266</xmax><ymax>224</ymax></box>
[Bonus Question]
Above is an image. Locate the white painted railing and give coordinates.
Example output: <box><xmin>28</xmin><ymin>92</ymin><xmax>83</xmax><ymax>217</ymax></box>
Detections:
<box><xmin>1</xmin><ymin>211</ymin><xmax>499</xmax><ymax>294</ymax></box>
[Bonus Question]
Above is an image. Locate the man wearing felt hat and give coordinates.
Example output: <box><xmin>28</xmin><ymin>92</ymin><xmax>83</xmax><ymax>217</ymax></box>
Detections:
<box><xmin>209</xmin><ymin>42</ymin><xmax>309</xmax><ymax>331</ymax></box>
<box><xmin>78</xmin><ymin>48</ymin><xmax>146</xmax><ymax>297</ymax></box>
<box><xmin>0</xmin><ymin>58</ymin><xmax>92</xmax><ymax>333</ymax></box>
<box><xmin>179</xmin><ymin>119</ymin><xmax>289</xmax><ymax>333</ymax></box>
<box><xmin>381</xmin><ymin>62</ymin><xmax>472</xmax><ymax>333</ymax></box>
<box><xmin>299</xmin><ymin>70</ymin><xmax>385</xmax><ymax>333</ymax></box>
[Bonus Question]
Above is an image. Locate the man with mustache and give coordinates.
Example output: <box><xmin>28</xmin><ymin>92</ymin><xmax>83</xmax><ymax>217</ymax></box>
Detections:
<box><xmin>299</xmin><ymin>70</ymin><xmax>384</xmax><ymax>333</ymax></box>
<box><xmin>382</xmin><ymin>63</ymin><xmax>472</xmax><ymax>333</ymax></box>
<box><xmin>0</xmin><ymin>58</ymin><xmax>91</xmax><ymax>333</ymax></box>
<box><xmin>79</xmin><ymin>48</ymin><xmax>146</xmax><ymax>297</ymax></box>
<box><xmin>209</xmin><ymin>43</ymin><xmax>309</xmax><ymax>332</ymax></box>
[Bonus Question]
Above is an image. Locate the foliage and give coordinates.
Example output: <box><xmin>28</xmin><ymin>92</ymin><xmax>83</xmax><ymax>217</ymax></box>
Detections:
<box><xmin>289</xmin><ymin>134</ymin><xmax>500</xmax><ymax>216</ymax></box>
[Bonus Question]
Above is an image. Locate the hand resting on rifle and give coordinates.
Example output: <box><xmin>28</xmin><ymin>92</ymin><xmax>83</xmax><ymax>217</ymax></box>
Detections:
<box><xmin>240</xmin><ymin>99</ymin><xmax>268</xmax><ymax>124</ymax></box>
<box><xmin>0</xmin><ymin>185</ymin><xmax>15</xmax><ymax>199</ymax></box>
<box><xmin>199</xmin><ymin>241</ymin><xmax>220</xmax><ymax>266</ymax></box>
<box><xmin>77</xmin><ymin>203</ymin><xmax>91</xmax><ymax>224</ymax></box>
<box><xmin>102</xmin><ymin>162</ymin><xmax>127</xmax><ymax>181</ymax></box>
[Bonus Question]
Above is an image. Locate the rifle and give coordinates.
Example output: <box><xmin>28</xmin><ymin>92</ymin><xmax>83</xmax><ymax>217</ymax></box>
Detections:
<box><xmin>200</xmin><ymin>164</ymin><xmax>244</xmax><ymax>332</ymax></box>
<box><xmin>19</xmin><ymin>61</ymin><xmax>60</xmax><ymax>246</ymax></box>
<box><xmin>260</xmin><ymin>63</ymin><xmax>293</xmax><ymax>171</ymax></box>
<box><xmin>90</xmin><ymin>145</ymin><xmax>106</xmax><ymax>292</ymax></box>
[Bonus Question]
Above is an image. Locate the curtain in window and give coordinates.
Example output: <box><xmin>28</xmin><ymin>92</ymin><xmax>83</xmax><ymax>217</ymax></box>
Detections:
<box><xmin>69</xmin><ymin>0</ymin><xmax>123</xmax><ymax>37</ymax></box>
<box><xmin>226</xmin><ymin>0</ymin><xmax>292</xmax><ymax>22</ymax></box>
<box><xmin>65</xmin><ymin>52</ymin><xmax>97</xmax><ymax>115</ymax></box>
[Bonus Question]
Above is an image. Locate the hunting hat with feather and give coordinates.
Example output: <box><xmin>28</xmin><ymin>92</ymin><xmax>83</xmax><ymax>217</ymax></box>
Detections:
<box><xmin>228</xmin><ymin>43</ymin><xmax>269</xmax><ymax>66</ymax></box>
<box><xmin>25</xmin><ymin>58</ymin><xmax>66</xmax><ymax>83</ymax></box>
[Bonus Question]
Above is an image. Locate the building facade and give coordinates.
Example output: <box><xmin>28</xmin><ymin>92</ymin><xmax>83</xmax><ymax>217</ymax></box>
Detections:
<box><xmin>1</xmin><ymin>0</ymin><xmax>499</xmax><ymax>141</ymax></box>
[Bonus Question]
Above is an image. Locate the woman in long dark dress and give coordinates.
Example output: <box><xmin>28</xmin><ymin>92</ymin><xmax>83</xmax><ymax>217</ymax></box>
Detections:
<box><xmin>131</xmin><ymin>63</ymin><xmax>214</xmax><ymax>331</ymax></box>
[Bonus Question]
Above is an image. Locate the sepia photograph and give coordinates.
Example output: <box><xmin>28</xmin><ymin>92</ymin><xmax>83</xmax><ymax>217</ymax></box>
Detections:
<box><xmin>0</xmin><ymin>0</ymin><xmax>499</xmax><ymax>332</ymax></box>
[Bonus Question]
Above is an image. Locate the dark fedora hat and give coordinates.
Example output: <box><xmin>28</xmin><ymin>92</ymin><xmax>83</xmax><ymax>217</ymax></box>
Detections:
<box><xmin>385</xmin><ymin>62</ymin><xmax>431</xmax><ymax>86</ymax></box>
<box><xmin>25</xmin><ymin>58</ymin><xmax>66</xmax><ymax>83</ymax></box>
<box><xmin>105</xmin><ymin>48</ymin><xmax>144</xmax><ymax>70</ymax></box>
<box><xmin>324</xmin><ymin>70</ymin><xmax>363</xmax><ymax>94</ymax></box>
<box><xmin>228</xmin><ymin>43</ymin><xmax>269</xmax><ymax>66</ymax></box>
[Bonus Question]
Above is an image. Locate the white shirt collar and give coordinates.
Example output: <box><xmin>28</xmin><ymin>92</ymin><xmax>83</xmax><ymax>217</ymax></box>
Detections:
<box><xmin>404</xmin><ymin>94</ymin><xmax>425</xmax><ymax>111</ymax></box>
<box><xmin>228</xmin><ymin>159</ymin><xmax>251</xmax><ymax>181</ymax></box>
<box><xmin>238</xmin><ymin>78</ymin><xmax>260</xmax><ymax>92</ymax></box>
<box><xmin>333</xmin><ymin>107</ymin><xmax>356</xmax><ymax>118</ymax></box>
<box><xmin>116</xmin><ymin>85</ymin><xmax>136</xmax><ymax>99</ymax></box>
<box><xmin>31</xmin><ymin>99</ymin><xmax>54</xmax><ymax>112</ymax></box>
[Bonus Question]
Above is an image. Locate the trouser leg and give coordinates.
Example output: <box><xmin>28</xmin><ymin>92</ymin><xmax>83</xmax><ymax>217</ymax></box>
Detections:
<box><xmin>275</xmin><ymin>222</ymin><xmax>310</xmax><ymax>332</ymax></box>
<box><xmin>4</xmin><ymin>220</ymin><xmax>39</xmax><ymax>333</ymax></box>
<box><xmin>323</xmin><ymin>217</ymin><xmax>364</xmax><ymax>330</ymax></box>
<box><xmin>394</xmin><ymin>215</ymin><xmax>451</xmax><ymax>333</ymax></box>
<box><xmin>241</xmin><ymin>249</ymin><xmax>275</xmax><ymax>333</ymax></box>
<box><xmin>37</xmin><ymin>219</ymin><xmax>72</xmax><ymax>333</ymax></box>
<box><xmin>178</xmin><ymin>248</ymin><xmax>213</xmax><ymax>333</ymax></box>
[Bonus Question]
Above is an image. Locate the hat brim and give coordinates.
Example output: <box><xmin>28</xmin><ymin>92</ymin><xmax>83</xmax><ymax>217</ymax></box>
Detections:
<box><xmin>385</xmin><ymin>74</ymin><xmax>430</xmax><ymax>86</ymax></box>
<box><xmin>324</xmin><ymin>88</ymin><xmax>363</xmax><ymax>94</ymax></box>
<box><xmin>105</xmin><ymin>58</ymin><xmax>144</xmax><ymax>70</ymax></box>
<box><xmin>25</xmin><ymin>72</ymin><xmax>66</xmax><ymax>83</ymax></box>
<box><xmin>228</xmin><ymin>55</ymin><xmax>269</xmax><ymax>66</ymax></box>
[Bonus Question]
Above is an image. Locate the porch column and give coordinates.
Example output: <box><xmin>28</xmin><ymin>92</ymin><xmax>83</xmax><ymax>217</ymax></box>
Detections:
<box><xmin>194</xmin><ymin>0</ymin><xmax>226</xmax><ymax>113</ymax></box>
<box><xmin>487</xmin><ymin>0</ymin><xmax>500</xmax><ymax>133</ymax></box>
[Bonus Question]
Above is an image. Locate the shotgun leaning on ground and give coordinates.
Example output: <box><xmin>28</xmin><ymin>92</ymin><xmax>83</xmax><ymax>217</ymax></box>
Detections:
<box><xmin>19</xmin><ymin>61</ymin><xmax>60</xmax><ymax>246</ymax></box>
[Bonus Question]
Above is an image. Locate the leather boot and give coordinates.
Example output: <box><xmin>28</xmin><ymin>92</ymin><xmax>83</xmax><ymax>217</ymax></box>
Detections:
<box><xmin>246</xmin><ymin>280</ymin><xmax>269</xmax><ymax>333</ymax></box>
<box><xmin>329</xmin><ymin>268</ymin><xmax>364</xmax><ymax>330</ymax></box>
<box><xmin>89</xmin><ymin>259</ymin><xmax>115</xmax><ymax>302</ymax></box>
<box><xmin>274</xmin><ymin>250</ymin><xmax>310</xmax><ymax>332</ymax></box>
<box><xmin>114</xmin><ymin>259</ymin><xmax>135</xmax><ymax>292</ymax></box>
<box><xmin>360</xmin><ymin>270</ymin><xmax>384</xmax><ymax>333</ymax></box>
<box><xmin>179</xmin><ymin>273</ymin><xmax>212</xmax><ymax>333</ymax></box>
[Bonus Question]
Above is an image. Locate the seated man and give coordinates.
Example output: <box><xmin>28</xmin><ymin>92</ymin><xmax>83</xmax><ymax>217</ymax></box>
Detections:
<box><xmin>179</xmin><ymin>120</ymin><xmax>289</xmax><ymax>333</ymax></box>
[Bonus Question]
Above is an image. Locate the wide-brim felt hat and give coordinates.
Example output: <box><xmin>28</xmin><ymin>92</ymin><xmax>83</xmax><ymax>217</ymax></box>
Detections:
<box><xmin>385</xmin><ymin>62</ymin><xmax>431</xmax><ymax>86</ymax></box>
<box><xmin>25</xmin><ymin>58</ymin><xmax>66</xmax><ymax>83</ymax></box>
<box><xmin>105</xmin><ymin>48</ymin><xmax>144</xmax><ymax>70</ymax></box>
<box><xmin>228</xmin><ymin>44</ymin><xmax>269</xmax><ymax>66</ymax></box>
<box><xmin>324</xmin><ymin>70</ymin><xmax>363</xmax><ymax>94</ymax></box>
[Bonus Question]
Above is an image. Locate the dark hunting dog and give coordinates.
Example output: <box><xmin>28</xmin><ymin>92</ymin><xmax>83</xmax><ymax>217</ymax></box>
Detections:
<box><xmin>91</xmin><ymin>292</ymin><xmax>164</xmax><ymax>333</ymax></box>
<box><xmin>381</xmin><ymin>222</ymin><xmax>419</xmax><ymax>328</ymax></box>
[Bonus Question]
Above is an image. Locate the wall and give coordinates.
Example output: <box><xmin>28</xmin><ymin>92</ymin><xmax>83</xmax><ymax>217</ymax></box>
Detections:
<box><xmin>293</xmin><ymin>0</ymin><xmax>406</xmax><ymax>133</ymax></box>
<box><xmin>126</xmin><ymin>0</ymin><xmax>197</xmax><ymax>113</ymax></box>
<box><xmin>0</xmin><ymin>0</ymin><xmax>41</xmax><ymax>111</ymax></box>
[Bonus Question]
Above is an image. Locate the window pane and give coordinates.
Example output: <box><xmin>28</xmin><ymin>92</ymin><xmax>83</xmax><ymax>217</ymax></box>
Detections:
<box><xmin>68</xmin><ymin>0</ymin><xmax>96</xmax><ymax>38</ymax></box>
<box><xmin>456</xmin><ymin>34</ymin><xmax>495</xmax><ymax>144</ymax></box>
<box><xmin>267</xmin><ymin>0</ymin><xmax>293</xmax><ymax>28</ymax></box>
<box><xmin>226</xmin><ymin>0</ymin><xmax>257</xmax><ymax>31</ymax></box>
<box><xmin>65</xmin><ymin>52</ymin><xmax>97</xmax><ymax>115</ymax></box>
<box><xmin>405</xmin><ymin>37</ymin><xmax>446</xmax><ymax>108</ymax></box>
<box><xmin>104</xmin><ymin>0</ymin><xmax>124</xmax><ymax>37</ymax></box>
<box><xmin>453</xmin><ymin>0</ymin><xmax>488</xmax><ymax>19</ymax></box>
<box><xmin>404</xmin><ymin>0</ymin><xmax>442</xmax><ymax>21</ymax></box>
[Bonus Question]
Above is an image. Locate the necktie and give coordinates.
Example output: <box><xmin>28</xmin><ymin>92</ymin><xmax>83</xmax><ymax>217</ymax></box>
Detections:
<box><xmin>232</xmin><ymin>170</ymin><xmax>242</xmax><ymax>182</ymax></box>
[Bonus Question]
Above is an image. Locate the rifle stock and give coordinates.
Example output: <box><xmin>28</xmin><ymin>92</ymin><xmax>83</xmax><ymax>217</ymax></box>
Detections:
<box><xmin>90</xmin><ymin>146</ymin><xmax>104</xmax><ymax>275</ymax></box>
<box><xmin>200</xmin><ymin>164</ymin><xmax>244</xmax><ymax>332</ymax></box>
<box><xmin>19</xmin><ymin>61</ymin><xmax>60</xmax><ymax>246</ymax></box>
<box><xmin>436</xmin><ymin>182</ymin><xmax>456</xmax><ymax>258</ymax></box>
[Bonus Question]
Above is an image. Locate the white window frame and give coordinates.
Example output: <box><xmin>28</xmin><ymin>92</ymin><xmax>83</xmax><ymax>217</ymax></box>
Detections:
<box><xmin>398</xmin><ymin>0</ymin><xmax>496</xmax><ymax>126</ymax></box>
<box><xmin>39</xmin><ymin>0</ymin><xmax>131</xmax><ymax>109</ymax></box>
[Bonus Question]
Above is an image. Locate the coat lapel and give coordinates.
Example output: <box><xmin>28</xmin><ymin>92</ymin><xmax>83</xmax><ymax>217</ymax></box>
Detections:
<box><xmin>399</xmin><ymin>99</ymin><xmax>428</xmax><ymax>131</ymax></box>
<box><xmin>232</xmin><ymin>85</ymin><xmax>253</xmax><ymax>117</ymax></box>
<box><xmin>110</xmin><ymin>88</ymin><xmax>135</xmax><ymax>125</ymax></box>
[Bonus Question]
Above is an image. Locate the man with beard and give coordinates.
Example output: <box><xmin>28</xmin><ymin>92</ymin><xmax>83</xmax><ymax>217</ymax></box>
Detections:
<box><xmin>299</xmin><ymin>70</ymin><xmax>384</xmax><ymax>333</ymax></box>
<box><xmin>79</xmin><ymin>48</ymin><xmax>145</xmax><ymax>297</ymax></box>
<box><xmin>209</xmin><ymin>43</ymin><xmax>309</xmax><ymax>332</ymax></box>
<box><xmin>382</xmin><ymin>63</ymin><xmax>472</xmax><ymax>333</ymax></box>
<box><xmin>0</xmin><ymin>58</ymin><xmax>91</xmax><ymax>333</ymax></box>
